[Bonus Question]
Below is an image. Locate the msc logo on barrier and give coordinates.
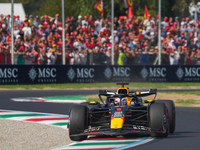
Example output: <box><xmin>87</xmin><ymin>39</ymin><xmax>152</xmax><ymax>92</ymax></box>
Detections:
<box><xmin>28</xmin><ymin>67</ymin><xmax>57</xmax><ymax>83</ymax></box>
<box><xmin>67</xmin><ymin>67</ymin><xmax>76</xmax><ymax>81</ymax></box>
<box><xmin>67</xmin><ymin>67</ymin><xmax>95</xmax><ymax>82</ymax></box>
<box><xmin>176</xmin><ymin>66</ymin><xmax>200</xmax><ymax>81</ymax></box>
<box><xmin>141</xmin><ymin>67</ymin><xmax>167</xmax><ymax>81</ymax></box>
<box><xmin>104</xmin><ymin>67</ymin><xmax>130</xmax><ymax>81</ymax></box>
<box><xmin>176</xmin><ymin>67</ymin><xmax>184</xmax><ymax>80</ymax></box>
<box><xmin>0</xmin><ymin>68</ymin><xmax>18</xmax><ymax>83</ymax></box>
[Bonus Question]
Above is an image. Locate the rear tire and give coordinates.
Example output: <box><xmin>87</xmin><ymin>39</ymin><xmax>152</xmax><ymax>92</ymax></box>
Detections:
<box><xmin>156</xmin><ymin>100</ymin><xmax>175</xmax><ymax>133</ymax></box>
<box><xmin>69</xmin><ymin>105</ymin><xmax>88</xmax><ymax>141</ymax></box>
<box><xmin>150</xmin><ymin>103</ymin><xmax>169</xmax><ymax>138</ymax></box>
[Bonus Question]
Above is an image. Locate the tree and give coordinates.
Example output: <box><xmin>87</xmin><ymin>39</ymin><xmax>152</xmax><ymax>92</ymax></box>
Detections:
<box><xmin>0</xmin><ymin>0</ymin><xmax>194</xmax><ymax>20</ymax></box>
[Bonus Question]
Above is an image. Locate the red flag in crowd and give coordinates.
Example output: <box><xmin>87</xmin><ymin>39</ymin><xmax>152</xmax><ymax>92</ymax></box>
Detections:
<box><xmin>128</xmin><ymin>5</ymin><xmax>133</xmax><ymax>19</ymax></box>
<box><xmin>124</xmin><ymin>0</ymin><xmax>133</xmax><ymax>8</ymax></box>
<box><xmin>94</xmin><ymin>0</ymin><xmax>104</xmax><ymax>15</ymax></box>
<box><xmin>144</xmin><ymin>5</ymin><xmax>149</xmax><ymax>19</ymax></box>
<box><xmin>124</xmin><ymin>0</ymin><xmax>133</xmax><ymax>19</ymax></box>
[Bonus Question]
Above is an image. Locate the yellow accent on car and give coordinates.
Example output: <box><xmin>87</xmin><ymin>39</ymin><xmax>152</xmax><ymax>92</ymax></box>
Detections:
<box><xmin>110</xmin><ymin>117</ymin><xmax>124</xmax><ymax>129</ymax></box>
<box><xmin>89</xmin><ymin>101</ymin><xmax>96</xmax><ymax>103</ymax></box>
<box><xmin>117</xmin><ymin>88</ymin><xmax>129</xmax><ymax>94</ymax></box>
<box><xmin>146</xmin><ymin>100</ymin><xmax>152</xmax><ymax>102</ymax></box>
<box><xmin>136</xmin><ymin>91</ymin><xmax>140</xmax><ymax>95</ymax></box>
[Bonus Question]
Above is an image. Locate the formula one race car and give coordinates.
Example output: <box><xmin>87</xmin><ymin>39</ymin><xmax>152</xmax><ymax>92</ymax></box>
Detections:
<box><xmin>68</xmin><ymin>83</ymin><xmax>176</xmax><ymax>141</ymax></box>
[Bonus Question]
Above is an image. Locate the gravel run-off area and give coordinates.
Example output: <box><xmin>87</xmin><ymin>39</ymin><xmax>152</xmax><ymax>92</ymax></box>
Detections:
<box><xmin>0</xmin><ymin>118</ymin><xmax>73</xmax><ymax>150</ymax></box>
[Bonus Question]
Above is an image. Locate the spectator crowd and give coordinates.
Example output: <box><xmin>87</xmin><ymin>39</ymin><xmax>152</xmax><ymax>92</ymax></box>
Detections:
<box><xmin>0</xmin><ymin>13</ymin><xmax>200</xmax><ymax>65</ymax></box>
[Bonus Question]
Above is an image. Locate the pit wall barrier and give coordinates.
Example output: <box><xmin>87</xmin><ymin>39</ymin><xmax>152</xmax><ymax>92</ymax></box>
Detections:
<box><xmin>0</xmin><ymin>65</ymin><xmax>199</xmax><ymax>84</ymax></box>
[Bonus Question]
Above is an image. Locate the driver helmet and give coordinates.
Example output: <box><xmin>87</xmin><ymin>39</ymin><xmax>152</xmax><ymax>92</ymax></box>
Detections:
<box><xmin>115</xmin><ymin>98</ymin><xmax>120</xmax><ymax>106</ymax></box>
<box><xmin>121</xmin><ymin>98</ymin><xmax>127</xmax><ymax>106</ymax></box>
<box><xmin>115</xmin><ymin>98</ymin><xmax>127</xmax><ymax>106</ymax></box>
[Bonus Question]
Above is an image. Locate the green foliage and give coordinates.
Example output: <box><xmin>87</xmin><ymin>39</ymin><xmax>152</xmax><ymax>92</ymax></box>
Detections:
<box><xmin>37</xmin><ymin>0</ymin><xmax>61</xmax><ymax>17</ymax></box>
<box><xmin>0</xmin><ymin>0</ymin><xmax>196</xmax><ymax>19</ymax></box>
<box><xmin>172</xmin><ymin>0</ymin><xmax>188</xmax><ymax>18</ymax></box>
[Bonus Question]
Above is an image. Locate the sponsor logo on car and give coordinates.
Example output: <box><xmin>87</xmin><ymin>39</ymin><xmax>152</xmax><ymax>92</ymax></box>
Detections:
<box><xmin>132</xmin><ymin>125</ymin><xmax>149</xmax><ymax>131</ymax></box>
<box><xmin>113</xmin><ymin>111</ymin><xmax>123</xmax><ymax>118</ymax></box>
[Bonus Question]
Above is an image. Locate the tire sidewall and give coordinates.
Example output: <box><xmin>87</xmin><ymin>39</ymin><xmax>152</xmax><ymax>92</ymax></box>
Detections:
<box><xmin>69</xmin><ymin>105</ymin><xmax>88</xmax><ymax>141</ymax></box>
<box><xmin>150</xmin><ymin>102</ymin><xmax>169</xmax><ymax>137</ymax></box>
<box><xmin>156</xmin><ymin>100</ymin><xmax>175</xmax><ymax>133</ymax></box>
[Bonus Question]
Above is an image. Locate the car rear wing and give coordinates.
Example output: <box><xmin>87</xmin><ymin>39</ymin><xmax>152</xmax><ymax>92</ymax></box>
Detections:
<box><xmin>98</xmin><ymin>89</ymin><xmax>157</xmax><ymax>104</ymax></box>
<box><xmin>99</xmin><ymin>89</ymin><xmax>157</xmax><ymax>97</ymax></box>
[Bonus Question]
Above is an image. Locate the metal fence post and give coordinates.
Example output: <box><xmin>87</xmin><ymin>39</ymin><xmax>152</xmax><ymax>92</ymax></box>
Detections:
<box><xmin>158</xmin><ymin>0</ymin><xmax>161</xmax><ymax>65</ymax></box>
<box><xmin>11</xmin><ymin>0</ymin><xmax>14</xmax><ymax>64</ymax></box>
<box><xmin>62</xmin><ymin>0</ymin><xmax>66</xmax><ymax>65</ymax></box>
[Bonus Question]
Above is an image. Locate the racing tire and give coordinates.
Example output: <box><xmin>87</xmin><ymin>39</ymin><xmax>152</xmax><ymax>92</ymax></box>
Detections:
<box><xmin>69</xmin><ymin>105</ymin><xmax>88</xmax><ymax>141</ymax></box>
<box><xmin>156</xmin><ymin>100</ymin><xmax>175</xmax><ymax>133</ymax></box>
<box><xmin>150</xmin><ymin>103</ymin><xmax>169</xmax><ymax>138</ymax></box>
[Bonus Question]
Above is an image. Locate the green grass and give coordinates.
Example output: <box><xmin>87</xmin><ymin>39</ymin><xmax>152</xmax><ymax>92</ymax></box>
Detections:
<box><xmin>1</xmin><ymin>82</ymin><xmax>200</xmax><ymax>89</ymax></box>
<box><xmin>160</xmin><ymin>91</ymin><xmax>200</xmax><ymax>96</ymax></box>
<box><xmin>175</xmin><ymin>99</ymin><xmax>200</xmax><ymax>106</ymax></box>
<box><xmin>86</xmin><ymin>98</ymin><xmax>102</xmax><ymax>102</ymax></box>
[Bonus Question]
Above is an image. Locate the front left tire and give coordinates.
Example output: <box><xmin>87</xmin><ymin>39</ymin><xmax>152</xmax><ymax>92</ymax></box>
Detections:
<box><xmin>69</xmin><ymin>105</ymin><xmax>88</xmax><ymax>141</ymax></box>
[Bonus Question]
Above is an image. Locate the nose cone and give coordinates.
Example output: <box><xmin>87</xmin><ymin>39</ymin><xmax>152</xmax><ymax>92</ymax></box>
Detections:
<box><xmin>110</xmin><ymin>117</ymin><xmax>124</xmax><ymax>129</ymax></box>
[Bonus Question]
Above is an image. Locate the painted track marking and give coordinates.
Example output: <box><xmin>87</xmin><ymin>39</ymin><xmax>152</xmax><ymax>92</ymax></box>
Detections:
<box><xmin>0</xmin><ymin>109</ymin><xmax>69</xmax><ymax>129</ymax></box>
<box><xmin>11</xmin><ymin>95</ymin><xmax>88</xmax><ymax>103</ymax></box>
<box><xmin>53</xmin><ymin>137</ymin><xmax>153</xmax><ymax>150</ymax></box>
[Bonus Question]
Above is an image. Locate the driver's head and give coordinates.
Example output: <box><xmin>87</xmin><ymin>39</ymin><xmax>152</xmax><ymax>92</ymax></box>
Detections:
<box><xmin>115</xmin><ymin>98</ymin><xmax>127</xmax><ymax>106</ymax></box>
<box><xmin>121</xmin><ymin>98</ymin><xmax>127</xmax><ymax>106</ymax></box>
<box><xmin>115</xmin><ymin>98</ymin><xmax>120</xmax><ymax>106</ymax></box>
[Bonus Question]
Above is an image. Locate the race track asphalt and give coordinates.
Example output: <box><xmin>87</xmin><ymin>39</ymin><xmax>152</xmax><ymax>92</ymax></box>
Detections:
<box><xmin>0</xmin><ymin>90</ymin><xmax>200</xmax><ymax>150</ymax></box>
